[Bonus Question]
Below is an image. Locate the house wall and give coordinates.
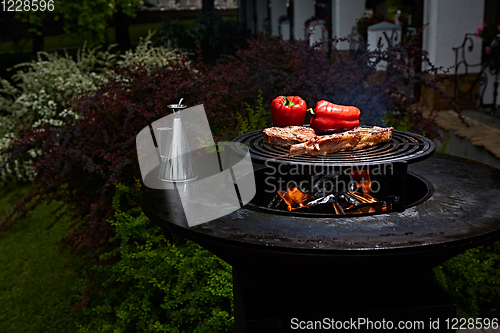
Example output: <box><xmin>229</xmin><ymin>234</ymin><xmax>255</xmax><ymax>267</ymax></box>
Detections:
<box><xmin>331</xmin><ymin>0</ymin><xmax>365</xmax><ymax>50</ymax></box>
<box><xmin>423</xmin><ymin>0</ymin><xmax>484</xmax><ymax>73</ymax></box>
<box><xmin>421</xmin><ymin>0</ymin><xmax>485</xmax><ymax>109</ymax></box>
<box><xmin>270</xmin><ymin>0</ymin><xmax>287</xmax><ymax>36</ymax></box>
<box><xmin>255</xmin><ymin>0</ymin><xmax>269</xmax><ymax>34</ymax></box>
<box><xmin>293</xmin><ymin>0</ymin><xmax>315</xmax><ymax>40</ymax></box>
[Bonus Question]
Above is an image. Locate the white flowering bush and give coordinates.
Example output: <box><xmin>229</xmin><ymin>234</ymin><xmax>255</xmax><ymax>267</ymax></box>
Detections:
<box><xmin>0</xmin><ymin>32</ymin><xmax>186</xmax><ymax>182</ymax></box>
<box><xmin>118</xmin><ymin>31</ymin><xmax>187</xmax><ymax>72</ymax></box>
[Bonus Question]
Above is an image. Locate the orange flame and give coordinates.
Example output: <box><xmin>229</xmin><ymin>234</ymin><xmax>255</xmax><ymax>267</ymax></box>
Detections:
<box><xmin>350</xmin><ymin>170</ymin><xmax>370</xmax><ymax>197</ymax></box>
<box><xmin>350</xmin><ymin>170</ymin><xmax>377</xmax><ymax>201</ymax></box>
<box><xmin>276</xmin><ymin>171</ymin><xmax>391</xmax><ymax>214</ymax></box>
<box><xmin>277</xmin><ymin>187</ymin><xmax>313</xmax><ymax>211</ymax></box>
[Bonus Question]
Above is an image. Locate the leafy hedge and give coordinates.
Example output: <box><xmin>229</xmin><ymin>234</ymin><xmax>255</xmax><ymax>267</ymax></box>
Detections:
<box><xmin>434</xmin><ymin>242</ymin><xmax>500</xmax><ymax>318</ymax></box>
<box><xmin>77</xmin><ymin>183</ymin><xmax>233</xmax><ymax>333</ymax></box>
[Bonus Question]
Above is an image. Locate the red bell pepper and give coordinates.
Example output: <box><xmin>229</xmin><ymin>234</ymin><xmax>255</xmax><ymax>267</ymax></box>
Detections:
<box><xmin>309</xmin><ymin>100</ymin><xmax>360</xmax><ymax>134</ymax></box>
<box><xmin>271</xmin><ymin>96</ymin><xmax>307</xmax><ymax>127</ymax></box>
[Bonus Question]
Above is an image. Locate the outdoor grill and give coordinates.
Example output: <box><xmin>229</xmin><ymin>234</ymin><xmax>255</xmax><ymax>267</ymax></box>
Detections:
<box><xmin>141</xmin><ymin>128</ymin><xmax>500</xmax><ymax>333</ymax></box>
<box><xmin>232</xmin><ymin>128</ymin><xmax>434</xmax><ymax>216</ymax></box>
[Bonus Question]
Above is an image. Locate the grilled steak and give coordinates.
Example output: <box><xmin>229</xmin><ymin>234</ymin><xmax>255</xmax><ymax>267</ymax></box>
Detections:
<box><xmin>289</xmin><ymin>126</ymin><xmax>393</xmax><ymax>157</ymax></box>
<box><xmin>263</xmin><ymin>126</ymin><xmax>316</xmax><ymax>146</ymax></box>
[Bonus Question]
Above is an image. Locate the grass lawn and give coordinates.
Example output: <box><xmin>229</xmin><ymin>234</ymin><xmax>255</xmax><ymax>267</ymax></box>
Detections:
<box><xmin>0</xmin><ymin>184</ymin><xmax>82</xmax><ymax>333</ymax></box>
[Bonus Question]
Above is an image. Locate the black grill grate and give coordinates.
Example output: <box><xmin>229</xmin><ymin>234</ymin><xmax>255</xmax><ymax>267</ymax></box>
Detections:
<box><xmin>231</xmin><ymin>128</ymin><xmax>435</xmax><ymax>166</ymax></box>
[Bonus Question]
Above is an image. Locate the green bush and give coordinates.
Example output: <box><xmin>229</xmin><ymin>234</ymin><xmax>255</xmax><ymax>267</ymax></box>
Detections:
<box><xmin>236</xmin><ymin>88</ymin><xmax>271</xmax><ymax>134</ymax></box>
<box><xmin>78</xmin><ymin>183</ymin><xmax>233</xmax><ymax>332</ymax></box>
<box><xmin>434</xmin><ymin>242</ymin><xmax>500</xmax><ymax>318</ymax></box>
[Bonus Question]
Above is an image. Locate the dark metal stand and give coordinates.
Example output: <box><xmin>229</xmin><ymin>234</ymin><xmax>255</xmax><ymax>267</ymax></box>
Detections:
<box><xmin>231</xmin><ymin>256</ymin><xmax>455</xmax><ymax>332</ymax></box>
<box><xmin>393</xmin><ymin>161</ymin><xmax>408</xmax><ymax>212</ymax></box>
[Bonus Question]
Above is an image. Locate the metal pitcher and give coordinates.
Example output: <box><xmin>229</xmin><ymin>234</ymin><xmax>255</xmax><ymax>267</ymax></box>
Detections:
<box><xmin>157</xmin><ymin>99</ymin><xmax>197</xmax><ymax>182</ymax></box>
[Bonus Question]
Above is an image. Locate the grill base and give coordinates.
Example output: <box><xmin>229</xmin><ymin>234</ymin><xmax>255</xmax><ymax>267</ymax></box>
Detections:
<box><xmin>234</xmin><ymin>261</ymin><xmax>455</xmax><ymax>332</ymax></box>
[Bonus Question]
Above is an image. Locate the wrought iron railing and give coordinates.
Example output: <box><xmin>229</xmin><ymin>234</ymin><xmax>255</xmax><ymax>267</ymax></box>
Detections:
<box><xmin>453</xmin><ymin>33</ymin><xmax>500</xmax><ymax>117</ymax></box>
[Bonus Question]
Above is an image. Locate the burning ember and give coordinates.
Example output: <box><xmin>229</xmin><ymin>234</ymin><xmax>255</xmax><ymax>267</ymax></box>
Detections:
<box><xmin>350</xmin><ymin>170</ymin><xmax>373</xmax><ymax>199</ymax></box>
<box><xmin>277</xmin><ymin>187</ymin><xmax>313</xmax><ymax>211</ymax></box>
<box><xmin>271</xmin><ymin>169</ymin><xmax>393</xmax><ymax>215</ymax></box>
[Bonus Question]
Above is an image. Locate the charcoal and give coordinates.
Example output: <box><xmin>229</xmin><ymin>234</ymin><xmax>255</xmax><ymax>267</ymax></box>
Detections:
<box><xmin>268</xmin><ymin>193</ymin><xmax>284</xmax><ymax>209</ymax></box>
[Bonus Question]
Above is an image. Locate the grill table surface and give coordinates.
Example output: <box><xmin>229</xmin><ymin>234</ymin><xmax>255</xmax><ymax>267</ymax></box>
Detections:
<box><xmin>141</xmin><ymin>153</ymin><xmax>500</xmax><ymax>332</ymax></box>
<box><xmin>142</xmin><ymin>153</ymin><xmax>500</xmax><ymax>255</ymax></box>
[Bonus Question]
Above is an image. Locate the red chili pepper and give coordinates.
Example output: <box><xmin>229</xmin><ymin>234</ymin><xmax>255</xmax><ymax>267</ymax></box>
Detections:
<box><xmin>309</xmin><ymin>100</ymin><xmax>360</xmax><ymax>134</ymax></box>
<box><xmin>271</xmin><ymin>96</ymin><xmax>307</xmax><ymax>127</ymax></box>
